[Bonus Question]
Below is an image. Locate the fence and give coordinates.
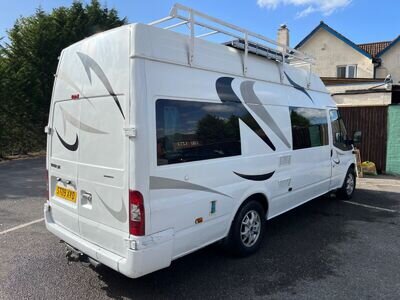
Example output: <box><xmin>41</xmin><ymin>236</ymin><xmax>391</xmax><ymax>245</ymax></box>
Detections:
<box><xmin>339</xmin><ymin>106</ymin><xmax>388</xmax><ymax>173</ymax></box>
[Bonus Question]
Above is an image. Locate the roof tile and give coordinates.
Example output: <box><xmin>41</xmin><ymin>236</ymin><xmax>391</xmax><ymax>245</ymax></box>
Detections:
<box><xmin>358</xmin><ymin>41</ymin><xmax>391</xmax><ymax>57</ymax></box>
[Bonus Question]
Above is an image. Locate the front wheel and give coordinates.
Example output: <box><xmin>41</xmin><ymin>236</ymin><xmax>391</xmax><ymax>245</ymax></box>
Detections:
<box><xmin>338</xmin><ymin>168</ymin><xmax>356</xmax><ymax>200</ymax></box>
<box><xmin>224</xmin><ymin>200</ymin><xmax>266</xmax><ymax>257</ymax></box>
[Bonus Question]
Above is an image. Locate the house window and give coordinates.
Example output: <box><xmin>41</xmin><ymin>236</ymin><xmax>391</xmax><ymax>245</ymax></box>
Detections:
<box><xmin>337</xmin><ymin>65</ymin><xmax>357</xmax><ymax>78</ymax></box>
<box><xmin>290</xmin><ymin>107</ymin><xmax>329</xmax><ymax>150</ymax></box>
<box><xmin>337</xmin><ymin>66</ymin><xmax>346</xmax><ymax>78</ymax></box>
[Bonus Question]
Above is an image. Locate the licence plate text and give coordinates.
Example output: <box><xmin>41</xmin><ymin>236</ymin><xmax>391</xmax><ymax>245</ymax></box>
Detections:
<box><xmin>55</xmin><ymin>186</ymin><xmax>77</xmax><ymax>203</ymax></box>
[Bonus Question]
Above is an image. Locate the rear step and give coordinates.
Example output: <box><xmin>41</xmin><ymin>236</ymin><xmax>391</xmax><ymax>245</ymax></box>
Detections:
<box><xmin>63</xmin><ymin>241</ymin><xmax>101</xmax><ymax>268</ymax></box>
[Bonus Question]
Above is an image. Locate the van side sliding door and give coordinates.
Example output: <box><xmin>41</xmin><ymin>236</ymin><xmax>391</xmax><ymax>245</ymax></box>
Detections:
<box><xmin>288</xmin><ymin>107</ymin><xmax>331</xmax><ymax>203</ymax></box>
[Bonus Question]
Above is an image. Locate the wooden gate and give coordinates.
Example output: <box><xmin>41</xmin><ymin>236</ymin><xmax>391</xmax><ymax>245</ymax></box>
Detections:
<box><xmin>339</xmin><ymin>106</ymin><xmax>388</xmax><ymax>173</ymax></box>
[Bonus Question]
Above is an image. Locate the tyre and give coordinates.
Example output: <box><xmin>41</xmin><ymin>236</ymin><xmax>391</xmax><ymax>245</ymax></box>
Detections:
<box><xmin>224</xmin><ymin>200</ymin><xmax>266</xmax><ymax>257</ymax></box>
<box><xmin>337</xmin><ymin>167</ymin><xmax>356</xmax><ymax>200</ymax></box>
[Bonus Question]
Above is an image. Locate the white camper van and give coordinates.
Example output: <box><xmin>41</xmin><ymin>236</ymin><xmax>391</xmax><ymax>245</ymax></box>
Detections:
<box><xmin>44</xmin><ymin>4</ymin><xmax>357</xmax><ymax>278</ymax></box>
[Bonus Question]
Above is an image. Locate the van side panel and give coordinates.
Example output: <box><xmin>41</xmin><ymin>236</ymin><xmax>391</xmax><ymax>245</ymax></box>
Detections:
<box><xmin>145</xmin><ymin>61</ymin><xmax>298</xmax><ymax>257</ymax></box>
<box><xmin>144</xmin><ymin>54</ymin><xmax>337</xmax><ymax>258</ymax></box>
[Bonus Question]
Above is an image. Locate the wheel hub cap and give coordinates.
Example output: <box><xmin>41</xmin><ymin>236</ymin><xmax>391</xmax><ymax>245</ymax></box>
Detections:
<box><xmin>346</xmin><ymin>173</ymin><xmax>355</xmax><ymax>195</ymax></box>
<box><xmin>240</xmin><ymin>210</ymin><xmax>261</xmax><ymax>247</ymax></box>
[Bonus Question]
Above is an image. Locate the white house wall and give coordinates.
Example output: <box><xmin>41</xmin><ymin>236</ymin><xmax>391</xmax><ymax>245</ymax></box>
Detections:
<box><xmin>332</xmin><ymin>92</ymin><xmax>391</xmax><ymax>107</ymax></box>
<box><xmin>376</xmin><ymin>42</ymin><xmax>400</xmax><ymax>84</ymax></box>
<box><xmin>327</xmin><ymin>82</ymin><xmax>391</xmax><ymax>106</ymax></box>
<box><xmin>298</xmin><ymin>28</ymin><xmax>374</xmax><ymax>78</ymax></box>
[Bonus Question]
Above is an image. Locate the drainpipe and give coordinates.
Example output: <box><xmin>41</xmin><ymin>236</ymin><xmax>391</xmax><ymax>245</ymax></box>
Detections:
<box><xmin>373</xmin><ymin>57</ymin><xmax>382</xmax><ymax>79</ymax></box>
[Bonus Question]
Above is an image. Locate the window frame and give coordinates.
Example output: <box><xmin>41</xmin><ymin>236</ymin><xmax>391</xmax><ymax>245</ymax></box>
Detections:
<box><xmin>336</xmin><ymin>65</ymin><xmax>357</xmax><ymax>79</ymax></box>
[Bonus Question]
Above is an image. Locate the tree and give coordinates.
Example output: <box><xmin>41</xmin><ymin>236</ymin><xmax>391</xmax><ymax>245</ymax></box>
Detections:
<box><xmin>196</xmin><ymin>114</ymin><xmax>226</xmax><ymax>144</ymax></box>
<box><xmin>0</xmin><ymin>0</ymin><xmax>126</xmax><ymax>157</ymax></box>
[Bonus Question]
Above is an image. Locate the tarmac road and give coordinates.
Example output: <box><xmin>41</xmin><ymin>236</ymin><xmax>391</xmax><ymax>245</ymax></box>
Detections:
<box><xmin>1</xmin><ymin>157</ymin><xmax>400</xmax><ymax>299</ymax></box>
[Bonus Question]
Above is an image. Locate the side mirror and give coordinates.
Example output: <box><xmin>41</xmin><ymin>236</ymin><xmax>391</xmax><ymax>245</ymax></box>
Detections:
<box><xmin>353</xmin><ymin>131</ymin><xmax>362</xmax><ymax>144</ymax></box>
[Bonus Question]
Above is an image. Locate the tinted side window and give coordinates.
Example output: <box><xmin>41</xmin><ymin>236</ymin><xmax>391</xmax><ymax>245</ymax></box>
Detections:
<box><xmin>290</xmin><ymin>107</ymin><xmax>329</xmax><ymax>150</ymax></box>
<box><xmin>156</xmin><ymin>99</ymin><xmax>242</xmax><ymax>165</ymax></box>
<box><xmin>330</xmin><ymin>110</ymin><xmax>352</xmax><ymax>151</ymax></box>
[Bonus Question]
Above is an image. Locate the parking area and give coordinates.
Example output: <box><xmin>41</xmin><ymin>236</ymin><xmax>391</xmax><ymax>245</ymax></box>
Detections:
<box><xmin>1</xmin><ymin>157</ymin><xmax>399</xmax><ymax>299</ymax></box>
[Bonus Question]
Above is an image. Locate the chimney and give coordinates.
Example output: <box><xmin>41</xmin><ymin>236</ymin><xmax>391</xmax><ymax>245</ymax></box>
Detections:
<box><xmin>277</xmin><ymin>24</ymin><xmax>289</xmax><ymax>52</ymax></box>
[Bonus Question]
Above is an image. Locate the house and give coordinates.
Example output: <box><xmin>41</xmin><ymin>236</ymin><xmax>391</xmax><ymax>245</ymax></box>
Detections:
<box><xmin>278</xmin><ymin>22</ymin><xmax>400</xmax><ymax>174</ymax></box>
<box><xmin>295</xmin><ymin>21</ymin><xmax>400</xmax><ymax>84</ymax></box>
<box><xmin>292</xmin><ymin>22</ymin><xmax>400</xmax><ymax>107</ymax></box>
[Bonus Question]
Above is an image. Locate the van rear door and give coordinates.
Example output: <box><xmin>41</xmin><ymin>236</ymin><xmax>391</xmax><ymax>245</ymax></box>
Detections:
<box><xmin>75</xmin><ymin>28</ymin><xmax>131</xmax><ymax>257</ymax></box>
<box><xmin>49</xmin><ymin>99</ymin><xmax>81</xmax><ymax>235</ymax></box>
<box><xmin>49</xmin><ymin>27</ymin><xmax>131</xmax><ymax>257</ymax></box>
<box><xmin>48</xmin><ymin>43</ymin><xmax>86</xmax><ymax>236</ymax></box>
<box><xmin>77</xmin><ymin>94</ymin><xmax>128</xmax><ymax>257</ymax></box>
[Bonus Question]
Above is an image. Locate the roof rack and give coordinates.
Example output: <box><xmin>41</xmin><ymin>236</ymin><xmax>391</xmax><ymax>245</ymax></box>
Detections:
<box><xmin>149</xmin><ymin>3</ymin><xmax>315</xmax><ymax>76</ymax></box>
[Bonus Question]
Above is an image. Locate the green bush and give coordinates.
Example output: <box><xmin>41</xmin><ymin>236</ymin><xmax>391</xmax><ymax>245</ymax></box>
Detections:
<box><xmin>0</xmin><ymin>0</ymin><xmax>126</xmax><ymax>158</ymax></box>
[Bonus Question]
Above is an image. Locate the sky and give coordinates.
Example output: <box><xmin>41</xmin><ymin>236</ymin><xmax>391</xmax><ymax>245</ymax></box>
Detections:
<box><xmin>0</xmin><ymin>0</ymin><xmax>399</xmax><ymax>47</ymax></box>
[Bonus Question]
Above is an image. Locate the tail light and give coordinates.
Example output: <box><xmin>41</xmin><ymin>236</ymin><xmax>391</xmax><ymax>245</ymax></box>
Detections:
<box><xmin>129</xmin><ymin>190</ymin><xmax>145</xmax><ymax>236</ymax></box>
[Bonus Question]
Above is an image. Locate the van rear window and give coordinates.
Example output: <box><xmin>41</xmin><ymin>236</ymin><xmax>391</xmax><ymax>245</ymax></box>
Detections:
<box><xmin>156</xmin><ymin>99</ymin><xmax>242</xmax><ymax>165</ymax></box>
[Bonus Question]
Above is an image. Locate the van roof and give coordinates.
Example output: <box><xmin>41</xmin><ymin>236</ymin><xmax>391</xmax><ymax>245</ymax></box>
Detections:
<box><xmin>132</xmin><ymin>23</ymin><xmax>328</xmax><ymax>94</ymax></box>
<box><xmin>62</xmin><ymin>22</ymin><xmax>330</xmax><ymax>95</ymax></box>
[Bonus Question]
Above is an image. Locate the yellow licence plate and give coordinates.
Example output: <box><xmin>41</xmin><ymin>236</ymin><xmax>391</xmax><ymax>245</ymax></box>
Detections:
<box><xmin>55</xmin><ymin>186</ymin><xmax>77</xmax><ymax>203</ymax></box>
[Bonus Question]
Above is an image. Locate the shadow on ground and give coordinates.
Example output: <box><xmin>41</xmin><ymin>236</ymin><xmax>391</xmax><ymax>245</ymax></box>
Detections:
<box><xmin>93</xmin><ymin>189</ymin><xmax>398</xmax><ymax>299</ymax></box>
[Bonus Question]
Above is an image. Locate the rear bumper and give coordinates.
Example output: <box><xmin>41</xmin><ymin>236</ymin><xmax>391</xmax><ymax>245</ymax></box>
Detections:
<box><xmin>44</xmin><ymin>202</ymin><xmax>174</xmax><ymax>278</ymax></box>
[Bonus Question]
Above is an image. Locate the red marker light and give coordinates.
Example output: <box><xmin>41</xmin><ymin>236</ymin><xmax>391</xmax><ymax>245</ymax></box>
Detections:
<box><xmin>71</xmin><ymin>94</ymin><xmax>80</xmax><ymax>100</ymax></box>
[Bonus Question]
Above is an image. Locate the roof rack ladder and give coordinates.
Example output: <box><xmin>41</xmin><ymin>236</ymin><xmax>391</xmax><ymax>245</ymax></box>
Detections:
<box><xmin>189</xmin><ymin>9</ymin><xmax>194</xmax><ymax>66</ymax></box>
<box><xmin>243</xmin><ymin>33</ymin><xmax>248</xmax><ymax>76</ymax></box>
<box><xmin>149</xmin><ymin>3</ymin><xmax>315</xmax><ymax>75</ymax></box>
<box><xmin>307</xmin><ymin>63</ymin><xmax>312</xmax><ymax>88</ymax></box>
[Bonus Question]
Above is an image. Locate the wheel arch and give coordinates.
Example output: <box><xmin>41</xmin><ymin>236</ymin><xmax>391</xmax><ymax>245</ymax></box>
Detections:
<box><xmin>343</xmin><ymin>162</ymin><xmax>356</xmax><ymax>184</ymax></box>
<box><xmin>224</xmin><ymin>191</ymin><xmax>269</xmax><ymax>238</ymax></box>
<box><xmin>243</xmin><ymin>193</ymin><xmax>269</xmax><ymax>217</ymax></box>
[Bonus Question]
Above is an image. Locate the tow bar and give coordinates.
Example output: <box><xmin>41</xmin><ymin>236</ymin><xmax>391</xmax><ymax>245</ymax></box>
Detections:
<box><xmin>63</xmin><ymin>241</ymin><xmax>101</xmax><ymax>268</ymax></box>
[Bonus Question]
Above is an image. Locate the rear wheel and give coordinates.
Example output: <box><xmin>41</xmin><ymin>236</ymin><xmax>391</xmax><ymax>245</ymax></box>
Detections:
<box><xmin>225</xmin><ymin>200</ymin><xmax>266</xmax><ymax>257</ymax></box>
<box><xmin>338</xmin><ymin>168</ymin><xmax>356</xmax><ymax>200</ymax></box>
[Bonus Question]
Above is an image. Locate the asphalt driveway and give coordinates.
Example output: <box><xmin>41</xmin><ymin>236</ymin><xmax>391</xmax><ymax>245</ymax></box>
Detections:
<box><xmin>1</xmin><ymin>157</ymin><xmax>399</xmax><ymax>299</ymax></box>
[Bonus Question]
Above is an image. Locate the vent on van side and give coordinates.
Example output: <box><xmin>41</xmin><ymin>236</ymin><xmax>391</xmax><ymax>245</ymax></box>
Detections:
<box><xmin>278</xmin><ymin>178</ymin><xmax>291</xmax><ymax>188</ymax></box>
<box><xmin>279</xmin><ymin>155</ymin><xmax>291</xmax><ymax>166</ymax></box>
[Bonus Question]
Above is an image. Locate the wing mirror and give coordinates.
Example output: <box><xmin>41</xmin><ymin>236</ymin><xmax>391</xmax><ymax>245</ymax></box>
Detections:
<box><xmin>343</xmin><ymin>131</ymin><xmax>361</xmax><ymax>146</ymax></box>
<box><xmin>353</xmin><ymin>131</ymin><xmax>362</xmax><ymax>144</ymax></box>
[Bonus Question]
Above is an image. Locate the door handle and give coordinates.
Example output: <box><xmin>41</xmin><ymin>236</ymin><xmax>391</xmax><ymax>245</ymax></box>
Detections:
<box><xmin>333</xmin><ymin>158</ymin><xmax>340</xmax><ymax>164</ymax></box>
<box><xmin>81</xmin><ymin>191</ymin><xmax>92</xmax><ymax>202</ymax></box>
